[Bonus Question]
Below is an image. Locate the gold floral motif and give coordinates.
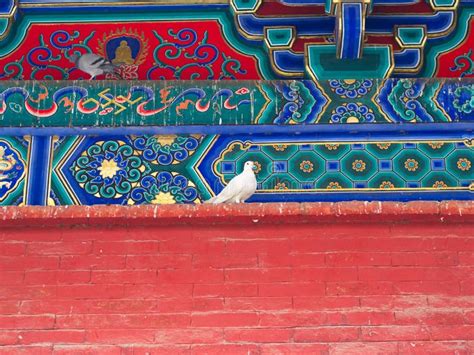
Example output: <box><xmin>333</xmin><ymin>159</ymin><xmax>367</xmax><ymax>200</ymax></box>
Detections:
<box><xmin>327</xmin><ymin>182</ymin><xmax>342</xmax><ymax>190</ymax></box>
<box><xmin>98</xmin><ymin>159</ymin><xmax>119</xmax><ymax>179</ymax></box>
<box><xmin>273</xmin><ymin>144</ymin><xmax>288</xmax><ymax>152</ymax></box>
<box><xmin>156</xmin><ymin>135</ymin><xmax>177</xmax><ymax>146</ymax></box>
<box><xmin>151</xmin><ymin>192</ymin><xmax>176</xmax><ymax>205</ymax></box>
<box><xmin>404</xmin><ymin>159</ymin><xmax>419</xmax><ymax>172</ymax></box>
<box><xmin>253</xmin><ymin>161</ymin><xmax>262</xmax><ymax>174</ymax></box>
<box><xmin>379</xmin><ymin>181</ymin><xmax>395</xmax><ymax>189</ymax></box>
<box><xmin>352</xmin><ymin>159</ymin><xmax>366</xmax><ymax>172</ymax></box>
<box><xmin>299</xmin><ymin>160</ymin><xmax>314</xmax><ymax>173</ymax></box>
<box><xmin>428</xmin><ymin>142</ymin><xmax>444</xmax><ymax>149</ymax></box>
<box><xmin>376</xmin><ymin>143</ymin><xmax>391</xmax><ymax>150</ymax></box>
<box><xmin>457</xmin><ymin>158</ymin><xmax>471</xmax><ymax>171</ymax></box>
<box><xmin>325</xmin><ymin>144</ymin><xmax>339</xmax><ymax>151</ymax></box>
<box><xmin>274</xmin><ymin>182</ymin><xmax>289</xmax><ymax>190</ymax></box>
<box><xmin>433</xmin><ymin>181</ymin><xmax>448</xmax><ymax>188</ymax></box>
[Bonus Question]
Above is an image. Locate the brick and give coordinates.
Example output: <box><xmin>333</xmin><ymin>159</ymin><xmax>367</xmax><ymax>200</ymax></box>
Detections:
<box><xmin>0</xmin><ymin>243</ymin><xmax>25</xmax><ymax>256</ymax></box>
<box><xmin>27</xmin><ymin>241</ymin><xmax>92</xmax><ymax>255</ymax></box>
<box><xmin>360</xmin><ymin>325</ymin><xmax>430</xmax><ymax>341</ymax></box>
<box><xmin>293</xmin><ymin>267</ymin><xmax>358</xmax><ymax>282</ymax></box>
<box><xmin>260</xmin><ymin>344</ymin><xmax>329</xmax><ymax>355</ymax></box>
<box><xmin>19</xmin><ymin>330</ymin><xmax>85</xmax><ymax>345</ymax></box>
<box><xmin>392</xmin><ymin>252</ymin><xmax>459</xmax><ymax>266</ymax></box>
<box><xmin>428</xmin><ymin>296</ymin><xmax>474</xmax><ymax>308</ymax></box>
<box><xmin>56</xmin><ymin>314</ymin><xmax>190</xmax><ymax>329</ymax></box>
<box><xmin>398</xmin><ymin>341</ymin><xmax>471</xmax><ymax>354</ymax></box>
<box><xmin>360</xmin><ymin>296</ymin><xmax>428</xmax><ymax>309</ymax></box>
<box><xmin>394</xmin><ymin>281</ymin><xmax>460</xmax><ymax>295</ymax></box>
<box><xmin>193</xmin><ymin>283</ymin><xmax>258</xmax><ymax>297</ymax></box>
<box><xmin>193</xmin><ymin>254</ymin><xmax>258</xmax><ymax>268</ymax></box>
<box><xmin>191</xmin><ymin>312</ymin><xmax>259</xmax><ymax>327</ymax></box>
<box><xmin>90</xmin><ymin>270</ymin><xmax>156</xmax><ymax>284</ymax></box>
<box><xmin>0</xmin><ymin>301</ymin><xmax>20</xmax><ymax>315</ymax></box>
<box><xmin>395</xmin><ymin>310</ymin><xmax>465</xmax><ymax>325</ymax></box>
<box><xmin>0</xmin><ymin>271</ymin><xmax>24</xmax><ymax>285</ymax></box>
<box><xmin>52</xmin><ymin>345</ymin><xmax>121</xmax><ymax>355</ymax></box>
<box><xmin>329</xmin><ymin>342</ymin><xmax>398</xmax><ymax>355</ymax></box>
<box><xmin>0</xmin><ymin>286</ymin><xmax>56</xmax><ymax>300</ymax></box>
<box><xmin>24</xmin><ymin>270</ymin><xmax>90</xmax><ymax>285</ymax></box>
<box><xmin>430</xmin><ymin>325</ymin><xmax>474</xmax><ymax>340</ymax></box>
<box><xmin>0</xmin><ymin>331</ymin><xmax>19</xmax><ymax>346</ymax></box>
<box><xmin>56</xmin><ymin>284</ymin><xmax>125</xmax><ymax>299</ymax></box>
<box><xmin>225</xmin><ymin>328</ymin><xmax>292</xmax><ymax>343</ymax></box>
<box><xmin>158</xmin><ymin>268</ymin><xmax>223</xmax><ymax>283</ymax></box>
<box><xmin>60</xmin><ymin>255</ymin><xmax>126</xmax><ymax>270</ymax></box>
<box><xmin>259</xmin><ymin>312</ymin><xmax>327</xmax><ymax>327</ymax></box>
<box><xmin>224</xmin><ymin>297</ymin><xmax>292</xmax><ymax>311</ymax></box>
<box><xmin>259</xmin><ymin>282</ymin><xmax>325</xmax><ymax>297</ymax></box>
<box><xmin>93</xmin><ymin>241</ymin><xmax>160</xmax><ymax>255</ymax></box>
<box><xmin>122</xmin><ymin>284</ymin><xmax>193</xmax><ymax>298</ymax></box>
<box><xmin>294</xmin><ymin>326</ymin><xmax>359</xmax><ymax>342</ymax></box>
<box><xmin>86</xmin><ymin>329</ymin><xmax>155</xmax><ymax>343</ymax></box>
<box><xmin>0</xmin><ymin>346</ymin><xmax>53</xmax><ymax>355</ymax></box>
<box><xmin>293</xmin><ymin>297</ymin><xmax>360</xmax><ymax>310</ymax></box>
<box><xmin>459</xmin><ymin>252</ymin><xmax>474</xmax><ymax>265</ymax></box>
<box><xmin>259</xmin><ymin>253</ymin><xmax>325</xmax><ymax>267</ymax></box>
<box><xmin>329</xmin><ymin>311</ymin><xmax>395</xmax><ymax>325</ymax></box>
<box><xmin>159</xmin><ymin>237</ymin><xmax>225</xmax><ymax>254</ymax></box>
<box><xmin>154</xmin><ymin>329</ymin><xmax>224</xmax><ymax>344</ymax></box>
<box><xmin>0</xmin><ymin>315</ymin><xmax>55</xmax><ymax>329</ymax></box>
<box><xmin>326</xmin><ymin>252</ymin><xmax>391</xmax><ymax>266</ymax></box>
<box><xmin>190</xmin><ymin>344</ymin><xmax>259</xmax><ymax>355</ymax></box>
<box><xmin>0</xmin><ymin>256</ymin><xmax>59</xmax><ymax>271</ymax></box>
<box><xmin>226</xmin><ymin>238</ymin><xmax>290</xmax><ymax>254</ymax></box>
<box><xmin>358</xmin><ymin>267</ymin><xmax>457</xmax><ymax>281</ymax></box>
<box><xmin>326</xmin><ymin>281</ymin><xmax>394</xmax><ymax>296</ymax></box>
<box><xmin>126</xmin><ymin>254</ymin><xmax>192</xmax><ymax>269</ymax></box>
<box><xmin>225</xmin><ymin>268</ymin><xmax>292</xmax><ymax>283</ymax></box>
<box><xmin>121</xmin><ymin>345</ymin><xmax>190</xmax><ymax>355</ymax></box>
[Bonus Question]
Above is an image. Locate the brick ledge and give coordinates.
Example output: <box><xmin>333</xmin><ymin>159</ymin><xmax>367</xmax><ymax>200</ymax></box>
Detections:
<box><xmin>1</xmin><ymin>201</ymin><xmax>473</xmax><ymax>227</ymax></box>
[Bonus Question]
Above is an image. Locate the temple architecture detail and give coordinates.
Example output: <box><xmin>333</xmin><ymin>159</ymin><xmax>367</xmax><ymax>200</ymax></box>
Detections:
<box><xmin>0</xmin><ymin>0</ymin><xmax>473</xmax><ymax>205</ymax></box>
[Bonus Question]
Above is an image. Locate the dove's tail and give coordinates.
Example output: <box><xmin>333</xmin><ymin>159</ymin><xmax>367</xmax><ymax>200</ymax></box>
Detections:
<box><xmin>204</xmin><ymin>196</ymin><xmax>217</xmax><ymax>204</ymax></box>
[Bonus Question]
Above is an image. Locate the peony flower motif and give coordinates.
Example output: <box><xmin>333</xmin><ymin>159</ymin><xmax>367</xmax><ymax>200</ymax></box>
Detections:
<box><xmin>274</xmin><ymin>182</ymin><xmax>288</xmax><ymax>190</ymax></box>
<box><xmin>327</xmin><ymin>182</ymin><xmax>342</xmax><ymax>190</ymax></box>
<box><xmin>404</xmin><ymin>159</ymin><xmax>419</xmax><ymax>172</ymax></box>
<box><xmin>299</xmin><ymin>160</ymin><xmax>314</xmax><ymax>173</ymax></box>
<box><xmin>428</xmin><ymin>142</ymin><xmax>444</xmax><ymax>149</ymax></box>
<box><xmin>151</xmin><ymin>192</ymin><xmax>176</xmax><ymax>205</ymax></box>
<box><xmin>352</xmin><ymin>159</ymin><xmax>366</xmax><ymax>172</ymax></box>
<box><xmin>325</xmin><ymin>144</ymin><xmax>339</xmax><ymax>151</ymax></box>
<box><xmin>457</xmin><ymin>158</ymin><xmax>471</xmax><ymax>171</ymax></box>
<box><xmin>253</xmin><ymin>161</ymin><xmax>262</xmax><ymax>174</ymax></box>
<box><xmin>273</xmin><ymin>144</ymin><xmax>288</xmax><ymax>152</ymax></box>
<box><xmin>432</xmin><ymin>181</ymin><xmax>448</xmax><ymax>189</ymax></box>
<box><xmin>376</xmin><ymin>143</ymin><xmax>391</xmax><ymax>150</ymax></box>
<box><xmin>380</xmin><ymin>181</ymin><xmax>395</xmax><ymax>189</ymax></box>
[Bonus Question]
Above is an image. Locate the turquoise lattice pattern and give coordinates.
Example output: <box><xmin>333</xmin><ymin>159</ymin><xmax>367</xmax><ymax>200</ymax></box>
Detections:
<box><xmin>215</xmin><ymin>140</ymin><xmax>474</xmax><ymax>192</ymax></box>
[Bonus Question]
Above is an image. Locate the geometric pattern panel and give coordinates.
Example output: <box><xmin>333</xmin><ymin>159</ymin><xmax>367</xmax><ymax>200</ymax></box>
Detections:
<box><xmin>0</xmin><ymin>137</ymin><xmax>28</xmax><ymax>206</ymax></box>
<box><xmin>47</xmin><ymin>134</ymin><xmax>474</xmax><ymax>205</ymax></box>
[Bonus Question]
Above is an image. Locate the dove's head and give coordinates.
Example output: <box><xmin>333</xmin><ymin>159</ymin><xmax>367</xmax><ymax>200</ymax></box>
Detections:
<box><xmin>243</xmin><ymin>161</ymin><xmax>256</xmax><ymax>173</ymax></box>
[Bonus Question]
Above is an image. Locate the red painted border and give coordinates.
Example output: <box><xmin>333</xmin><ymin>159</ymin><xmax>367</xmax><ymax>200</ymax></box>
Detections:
<box><xmin>1</xmin><ymin>202</ymin><xmax>473</xmax><ymax>227</ymax></box>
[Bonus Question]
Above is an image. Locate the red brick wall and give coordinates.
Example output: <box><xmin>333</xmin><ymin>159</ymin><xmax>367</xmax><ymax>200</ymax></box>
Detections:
<box><xmin>1</xmin><ymin>203</ymin><xmax>473</xmax><ymax>354</ymax></box>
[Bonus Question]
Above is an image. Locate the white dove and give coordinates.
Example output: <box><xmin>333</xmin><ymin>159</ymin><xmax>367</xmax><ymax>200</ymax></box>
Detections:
<box><xmin>206</xmin><ymin>161</ymin><xmax>257</xmax><ymax>204</ymax></box>
<box><xmin>69</xmin><ymin>53</ymin><xmax>122</xmax><ymax>80</ymax></box>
